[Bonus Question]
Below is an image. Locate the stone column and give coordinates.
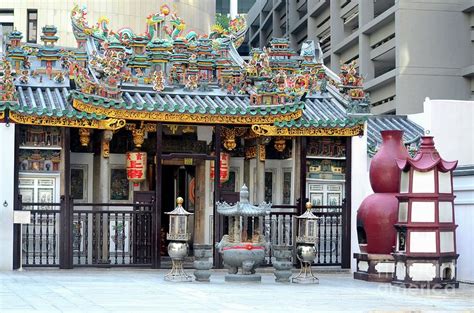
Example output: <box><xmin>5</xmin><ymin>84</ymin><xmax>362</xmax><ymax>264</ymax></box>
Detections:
<box><xmin>193</xmin><ymin>160</ymin><xmax>206</xmax><ymax>244</ymax></box>
<box><xmin>0</xmin><ymin>123</ymin><xmax>15</xmax><ymax>270</ymax></box>
<box><xmin>255</xmin><ymin>140</ymin><xmax>265</xmax><ymax>204</ymax></box>
<box><xmin>96</xmin><ymin>130</ymin><xmax>113</xmax><ymax>263</ymax></box>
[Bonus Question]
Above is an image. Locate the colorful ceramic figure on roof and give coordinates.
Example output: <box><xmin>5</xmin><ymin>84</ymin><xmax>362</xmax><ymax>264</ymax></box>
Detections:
<box><xmin>210</xmin><ymin>14</ymin><xmax>247</xmax><ymax>48</ymax></box>
<box><xmin>0</xmin><ymin>59</ymin><xmax>17</xmax><ymax>101</ymax></box>
<box><xmin>338</xmin><ymin>60</ymin><xmax>371</xmax><ymax>116</ymax></box>
<box><xmin>152</xmin><ymin>70</ymin><xmax>165</xmax><ymax>92</ymax></box>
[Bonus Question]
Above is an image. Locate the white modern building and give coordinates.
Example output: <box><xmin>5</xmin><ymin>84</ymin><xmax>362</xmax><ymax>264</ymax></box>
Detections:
<box><xmin>0</xmin><ymin>0</ymin><xmax>216</xmax><ymax>47</ymax></box>
<box><xmin>245</xmin><ymin>0</ymin><xmax>474</xmax><ymax>115</ymax></box>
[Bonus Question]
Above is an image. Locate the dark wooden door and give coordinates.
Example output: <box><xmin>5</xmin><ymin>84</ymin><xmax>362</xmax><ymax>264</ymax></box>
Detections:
<box><xmin>133</xmin><ymin>191</ymin><xmax>155</xmax><ymax>264</ymax></box>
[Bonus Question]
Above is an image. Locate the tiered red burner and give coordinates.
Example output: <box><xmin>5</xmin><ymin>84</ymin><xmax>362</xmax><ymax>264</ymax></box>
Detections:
<box><xmin>392</xmin><ymin>136</ymin><xmax>458</xmax><ymax>288</ymax></box>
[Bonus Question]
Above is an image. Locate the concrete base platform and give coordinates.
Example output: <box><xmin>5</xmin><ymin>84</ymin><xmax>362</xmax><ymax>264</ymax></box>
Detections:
<box><xmin>353</xmin><ymin>253</ymin><xmax>394</xmax><ymax>283</ymax></box>
<box><xmin>392</xmin><ymin>280</ymin><xmax>460</xmax><ymax>289</ymax></box>
<box><xmin>1</xmin><ymin>269</ymin><xmax>473</xmax><ymax>312</ymax></box>
<box><xmin>225</xmin><ymin>274</ymin><xmax>261</xmax><ymax>282</ymax></box>
<box><xmin>292</xmin><ymin>276</ymin><xmax>319</xmax><ymax>284</ymax></box>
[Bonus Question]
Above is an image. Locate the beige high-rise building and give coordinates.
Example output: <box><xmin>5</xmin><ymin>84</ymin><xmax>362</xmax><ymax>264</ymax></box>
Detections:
<box><xmin>0</xmin><ymin>0</ymin><xmax>215</xmax><ymax>47</ymax></box>
<box><xmin>246</xmin><ymin>0</ymin><xmax>473</xmax><ymax>115</ymax></box>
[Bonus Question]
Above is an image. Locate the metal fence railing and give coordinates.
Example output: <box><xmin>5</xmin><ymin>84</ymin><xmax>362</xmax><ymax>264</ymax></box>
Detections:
<box><xmin>263</xmin><ymin>205</ymin><xmax>343</xmax><ymax>266</ymax></box>
<box><xmin>72</xmin><ymin>203</ymin><xmax>154</xmax><ymax>267</ymax></box>
<box><xmin>21</xmin><ymin>202</ymin><xmax>61</xmax><ymax>267</ymax></box>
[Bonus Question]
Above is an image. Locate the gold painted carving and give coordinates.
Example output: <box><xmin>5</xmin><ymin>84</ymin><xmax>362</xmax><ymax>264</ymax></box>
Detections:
<box><xmin>126</xmin><ymin>123</ymin><xmax>157</xmax><ymax>132</ymax></box>
<box><xmin>102</xmin><ymin>140</ymin><xmax>110</xmax><ymax>158</ymax></box>
<box><xmin>245</xmin><ymin>144</ymin><xmax>266</xmax><ymax>160</ymax></box>
<box><xmin>274</xmin><ymin>137</ymin><xmax>286</xmax><ymax>152</ymax></box>
<box><xmin>132</xmin><ymin>128</ymin><xmax>145</xmax><ymax>148</ymax></box>
<box><xmin>222</xmin><ymin>127</ymin><xmax>248</xmax><ymax>151</ymax></box>
<box><xmin>251</xmin><ymin>124</ymin><xmax>364</xmax><ymax>137</ymax></box>
<box><xmin>167</xmin><ymin>125</ymin><xmax>179</xmax><ymax>134</ymax></box>
<box><xmin>78</xmin><ymin>128</ymin><xmax>91</xmax><ymax>146</ymax></box>
<box><xmin>102</xmin><ymin>130</ymin><xmax>114</xmax><ymax>158</ymax></box>
<box><xmin>73</xmin><ymin>98</ymin><xmax>303</xmax><ymax>125</ymax></box>
<box><xmin>9</xmin><ymin>111</ymin><xmax>126</xmax><ymax>130</ymax></box>
<box><xmin>0</xmin><ymin>111</ymin><xmax>4</xmax><ymax>120</ymax></box>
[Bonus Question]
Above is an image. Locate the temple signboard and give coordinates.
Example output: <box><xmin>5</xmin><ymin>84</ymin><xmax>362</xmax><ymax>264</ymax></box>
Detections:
<box><xmin>126</xmin><ymin>151</ymin><xmax>147</xmax><ymax>185</ymax></box>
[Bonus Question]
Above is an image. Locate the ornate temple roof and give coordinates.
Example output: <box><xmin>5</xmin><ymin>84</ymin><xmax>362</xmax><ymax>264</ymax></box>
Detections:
<box><xmin>367</xmin><ymin>115</ymin><xmax>424</xmax><ymax>157</ymax></box>
<box><xmin>2</xmin><ymin>87</ymin><xmax>103</xmax><ymax>120</ymax></box>
<box><xmin>0</xmin><ymin>4</ymin><xmax>422</xmax><ymax>145</ymax></box>
<box><xmin>396</xmin><ymin>136</ymin><xmax>457</xmax><ymax>172</ymax></box>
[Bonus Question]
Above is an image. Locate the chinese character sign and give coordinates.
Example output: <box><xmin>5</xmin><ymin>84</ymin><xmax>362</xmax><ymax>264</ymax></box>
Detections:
<box><xmin>126</xmin><ymin>151</ymin><xmax>147</xmax><ymax>183</ymax></box>
<box><xmin>210</xmin><ymin>152</ymin><xmax>230</xmax><ymax>183</ymax></box>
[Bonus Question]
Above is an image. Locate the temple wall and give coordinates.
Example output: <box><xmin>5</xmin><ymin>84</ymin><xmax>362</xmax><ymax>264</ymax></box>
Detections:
<box><xmin>453</xmin><ymin>171</ymin><xmax>474</xmax><ymax>283</ymax></box>
<box><xmin>409</xmin><ymin>98</ymin><xmax>474</xmax><ymax>283</ymax></box>
<box><xmin>351</xmin><ymin>123</ymin><xmax>371</xmax><ymax>272</ymax></box>
<box><xmin>0</xmin><ymin>124</ymin><xmax>15</xmax><ymax>270</ymax></box>
<box><xmin>3</xmin><ymin>0</ymin><xmax>216</xmax><ymax>47</ymax></box>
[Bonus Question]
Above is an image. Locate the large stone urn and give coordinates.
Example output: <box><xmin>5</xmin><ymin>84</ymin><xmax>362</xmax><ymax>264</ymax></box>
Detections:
<box><xmin>272</xmin><ymin>245</ymin><xmax>293</xmax><ymax>283</ymax></box>
<box><xmin>216</xmin><ymin>185</ymin><xmax>271</xmax><ymax>282</ymax></box>
<box><xmin>193</xmin><ymin>244</ymin><xmax>213</xmax><ymax>282</ymax></box>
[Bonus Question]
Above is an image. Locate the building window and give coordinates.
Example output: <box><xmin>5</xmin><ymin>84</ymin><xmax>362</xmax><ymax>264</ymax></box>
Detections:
<box><xmin>27</xmin><ymin>9</ymin><xmax>37</xmax><ymax>43</ymax></box>
<box><xmin>0</xmin><ymin>9</ymin><xmax>14</xmax><ymax>44</ymax></box>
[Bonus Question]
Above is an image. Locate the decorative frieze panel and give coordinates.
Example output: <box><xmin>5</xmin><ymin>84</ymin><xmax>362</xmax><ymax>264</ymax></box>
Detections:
<box><xmin>307</xmin><ymin>159</ymin><xmax>345</xmax><ymax>180</ymax></box>
<box><xmin>307</xmin><ymin>137</ymin><xmax>346</xmax><ymax>157</ymax></box>
<box><xmin>19</xmin><ymin>150</ymin><xmax>61</xmax><ymax>172</ymax></box>
<box><xmin>251</xmin><ymin>124</ymin><xmax>364</xmax><ymax>137</ymax></box>
<box><xmin>73</xmin><ymin>98</ymin><xmax>303</xmax><ymax>125</ymax></box>
<box><xmin>10</xmin><ymin>111</ymin><xmax>126</xmax><ymax>130</ymax></box>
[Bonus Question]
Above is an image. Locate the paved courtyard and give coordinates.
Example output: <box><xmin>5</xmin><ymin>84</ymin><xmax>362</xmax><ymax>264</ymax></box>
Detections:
<box><xmin>0</xmin><ymin>269</ymin><xmax>473</xmax><ymax>312</ymax></box>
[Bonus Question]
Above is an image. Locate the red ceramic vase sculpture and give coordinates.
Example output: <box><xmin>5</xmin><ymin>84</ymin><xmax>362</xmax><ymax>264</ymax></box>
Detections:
<box><xmin>369</xmin><ymin>130</ymin><xmax>409</xmax><ymax>193</ymax></box>
<box><xmin>357</xmin><ymin>193</ymin><xmax>399</xmax><ymax>254</ymax></box>
<box><xmin>357</xmin><ymin>130</ymin><xmax>409</xmax><ymax>254</ymax></box>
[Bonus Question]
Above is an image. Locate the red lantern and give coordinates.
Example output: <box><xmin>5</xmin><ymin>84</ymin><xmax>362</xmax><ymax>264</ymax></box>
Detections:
<box><xmin>126</xmin><ymin>151</ymin><xmax>147</xmax><ymax>184</ymax></box>
<box><xmin>210</xmin><ymin>152</ymin><xmax>230</xmax><ymax>183</ymax></box>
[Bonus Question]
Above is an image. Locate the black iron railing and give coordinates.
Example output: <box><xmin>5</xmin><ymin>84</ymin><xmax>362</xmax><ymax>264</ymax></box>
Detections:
<box><xmin>21</xmin><ymin>202</ymin><xmax>61</xmax><ymax>267</ymax></box>
<box><xmin>314</xmin><ymin>206</ymin><xmax>343</xmax><ymax>265</ymax></box>
<box><xmin>263</xmin><ymin>205</ymin><xmax>343</xmax><ymax>266</ymax></box>
<box><xmin>72</xmin><ymin>203</ymin><xmax>154</xmax><ymax>267</ymax></box>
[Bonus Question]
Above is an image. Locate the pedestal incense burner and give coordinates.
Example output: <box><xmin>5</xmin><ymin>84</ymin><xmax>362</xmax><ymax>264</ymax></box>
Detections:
<box><xmin>164</xmin><ymin>197</ymin><xmax>193</xmax><ymax>282</ymax></box>
<box><xmin>292</xmin><ymin>202</ymin><xmax>319</xmax><ymax>284</ymax></box>
<box><xmin>216</xmin><ymin>185</ymin><xmax>271</xmax><ymax>282</ymax></box>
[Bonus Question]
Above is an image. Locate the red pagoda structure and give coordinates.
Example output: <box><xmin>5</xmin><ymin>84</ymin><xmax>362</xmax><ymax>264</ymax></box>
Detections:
<box><xmin>392</xmin><ymin>136</ymin><xmax>458</xmax><ymax>288</ymax></box>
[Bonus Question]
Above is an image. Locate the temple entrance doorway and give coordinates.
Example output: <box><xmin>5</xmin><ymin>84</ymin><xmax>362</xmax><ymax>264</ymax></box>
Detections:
<box><xmin>160</xmin><ymin>164</ymin><xmax>196</xmax><ymax>263</ymax></box>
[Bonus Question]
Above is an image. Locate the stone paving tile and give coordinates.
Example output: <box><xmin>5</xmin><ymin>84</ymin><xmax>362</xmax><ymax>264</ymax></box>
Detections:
<box><xmin>0</xmin><ymin>269</ymin><xmax>473</xmax><ymax>312</ymax></box>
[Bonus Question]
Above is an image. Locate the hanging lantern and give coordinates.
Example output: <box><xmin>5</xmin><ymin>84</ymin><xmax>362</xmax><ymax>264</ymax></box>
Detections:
<box><xmin>210</xmin><ymin>152</ymin><xmax>230</xmax><ymax>183</ymax></box>
<box><xmin>126</xmin><ymin>151</ymin><xmax>147</xmax><ymax>185</ymax></box>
